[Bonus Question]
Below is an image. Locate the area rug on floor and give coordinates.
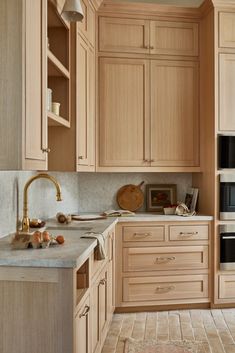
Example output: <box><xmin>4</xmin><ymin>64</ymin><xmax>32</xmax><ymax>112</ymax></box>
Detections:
<box><xmin>124</xmin><ymin>338</ymin><xmax>211</xmax><ymax>353</ymax></box>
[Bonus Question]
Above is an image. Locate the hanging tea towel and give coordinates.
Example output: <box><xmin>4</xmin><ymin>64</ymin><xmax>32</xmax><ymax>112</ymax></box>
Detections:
<box><xmin>81</xmin><ymin>232</ymin><xmax>106</xmax><ymax>260</ymax></box>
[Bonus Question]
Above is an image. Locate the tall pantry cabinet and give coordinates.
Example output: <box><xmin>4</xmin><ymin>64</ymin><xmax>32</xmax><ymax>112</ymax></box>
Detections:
<box><xmin>0</xmin><ymin>0</ymin><xmax>48</xmax><ymax>170</ymax></box>
<box><xmin>98</xmin><ymin>13</ymin><xmax>200</xmax><ymax>172</ymax></box>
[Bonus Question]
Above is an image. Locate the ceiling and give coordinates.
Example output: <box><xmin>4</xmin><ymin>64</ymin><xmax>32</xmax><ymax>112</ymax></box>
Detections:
<box><xmin>119</xmin><ymin>0</ymin><xmax>204</xmax><ymax>7</ymax></box>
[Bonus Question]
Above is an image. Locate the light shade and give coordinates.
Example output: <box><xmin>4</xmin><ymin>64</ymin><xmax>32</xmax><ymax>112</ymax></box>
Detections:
<box><xmin>62</xmin><ymin>0</ymin><xmax>84</xmax><ymax>22</ymax></box>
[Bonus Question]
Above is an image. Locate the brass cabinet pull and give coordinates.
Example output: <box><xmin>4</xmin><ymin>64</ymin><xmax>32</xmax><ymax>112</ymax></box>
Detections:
<box><xmin>79</xmin><ymin>305</ymin><xmax>90</xmax><ymax>318</ymax></box>
<box><xmin>156</xmin><ymin>285</ymin><xmax>175</xmax><ymax>293</ymax></box>
<box><xmin>155</xmin><ymin>256</ymin><xmax>175</xmax><ymax>263</ymax></box>
<box><xmin>179</xmin><ymin>232</ymin><xmax>198</xmax><ymax>237</ymax></box>
<box><xmin>133</xmin><ymin>232</ymin><xmax>151</xmax><ymax>237</ymax></box>
<box><xmin>143</xmin><ymin>159</ymin><xmax>154</xmax><ymax>163</ymax></box>
<box><xmin>42</xmin><ymin>148</ymin><xmax>51</xmax><ymax>153</ymax></box>
<box><xmin>150</xmin><ymin>46</ymin><xmax>154</xmax><ymax>50</ymax></box>
<box><xmin>143</xmin><ymin>45</ymin><xmax>150</xmax><ymax>49</ymax></box>
<box><xmin>99</xmin><ymin>278</ymin><xmax>107</xmax><ymax>286</ymax></box>
<box><xmin>78</xmin><ymin>156</ymin><xmax>84</xmax><ymax>160</ymax></box>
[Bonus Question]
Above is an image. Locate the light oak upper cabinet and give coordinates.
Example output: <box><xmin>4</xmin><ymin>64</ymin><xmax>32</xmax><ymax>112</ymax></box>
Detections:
<box><xmin>0</xmin><ymin>0</ymin><xmax>47</xmax><ymax>170</ymax></box>
<box><xmin>99</xmin><ymin>17</ymin><xmax>198</xmax><ymax>57</ymax></box>
<box><xmin>219</xmin><ymin>54</ymin><xmax>235</xmax><ymax>132</ymax></box>
<box><xmin>150</xmin><ymin>21</ymin><xmax>198</xmax><ymax>56</ymax></box>
<box><xmin>77</xmin><ymin>0</ymin><xmax>95</xmax><ymax>48</ymax></box>
<box><xmin>219</xmin><ymin>12</ymin><xmax>235</xmax><ymax>48</ymax></box>
<box><xmin>76</xmin><ymin>24</ymin><xmax>95</xmax><ymax>171</ymax></box>
<box><xmin>99</xmin><ymin>17</ymin><xmax>150</xmax><ymax>54</ymax></box>
<box><xmin>99</xmin><ymin>57</ymin><xmax>149</xmax><ymax>167</ymax></box>
<box><xmin>151</xmin><ymin>60</ymin><xmax>199</xmax><ymax>167</ymax></box>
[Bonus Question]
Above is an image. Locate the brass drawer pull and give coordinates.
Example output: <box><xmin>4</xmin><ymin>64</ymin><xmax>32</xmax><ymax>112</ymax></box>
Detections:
<box><xmin>150</xmin><ymin>46</ymin><xmax>154</xmax><ymax>50</ymax></box>
<box><xmin>155</xmin><ymin>256</ymin><xmax>175</xmax><ymax>263</ymax></box>
<box><xmin>99</xmin><ymin>278</ymin><xmax>107</xmax><ymax>285</ymax></box>
<box><xmin>133</xmin><ymin>233</ymin><xmax>151</xmax><ymax>237</ymax></box>
<box><xmin>78</xmin><ymin>156</ymin><xmax>84</xmax><ymax>160</ymax></box>
<box><xmin>156</xmin><ymin>285</ymin><xmax>175</xmax><ymax>293</ymax></box>
<box><xmin>179</xmin><ymin>232</ymin><xmax>198</xmax><ymax>237</ymax></box>
<box><xmin>79</xmin><ymin>305</ymin><xmax>90</xmax><ymax>318</ymax></box>
<box><xmin>143</xmin><ymin>45</ymin><xmax>150</xmax><ymax>49</ymax></box>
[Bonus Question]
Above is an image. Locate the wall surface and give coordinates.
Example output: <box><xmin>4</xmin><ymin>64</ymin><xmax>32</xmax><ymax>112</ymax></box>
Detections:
<box><xmin>0</xmin><ymin>171</ymin><xmax>192</xmax><ymax>238</ymax></box>
<box><xmin>77</xmin><ymin>173</ymin><xmax>192</xmax><ymax>212</ymax></box>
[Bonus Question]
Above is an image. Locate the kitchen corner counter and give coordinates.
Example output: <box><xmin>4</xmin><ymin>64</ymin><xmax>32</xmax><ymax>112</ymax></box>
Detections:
<box><xmin>0</xmin><ymin>213</ymin><xmax>212</xmax><ymax>269</ymax></box>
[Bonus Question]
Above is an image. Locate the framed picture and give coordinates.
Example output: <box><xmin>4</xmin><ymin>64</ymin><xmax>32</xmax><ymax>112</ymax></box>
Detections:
<box><xmin>146</xmin><ymin>184</ymin><xmax>177</xmax><ymax>213</ymax></box>
<box><xmin>184</xmin><ymin>188</ymin><xmax>199</xmax><ymax>212</ymax></box>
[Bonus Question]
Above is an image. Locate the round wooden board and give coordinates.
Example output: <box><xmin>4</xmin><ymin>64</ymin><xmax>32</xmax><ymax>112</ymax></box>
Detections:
<box><xmin>116</xmin><ymin>182</ymin><xmax>144</xmax><ymax>212</ymax></box>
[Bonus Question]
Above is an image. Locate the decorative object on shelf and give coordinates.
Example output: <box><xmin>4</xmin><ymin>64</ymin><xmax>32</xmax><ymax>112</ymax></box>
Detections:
<box><xmin>52</xmin><ymin>102</ymin><xmax>61</xmax><ymax>116</ymax></box>
<box><xmin>117</xmin><ymin>181</ymin><xmax>145</xmax><ymax>212</ymax></box>
<box><xmin>163</xmin><ymin>205</ymin><xmax>177</xmax><ymax>215</ymax></box>
<box><xmin>175</xmin><ymin>203</ymin><xmax>196</xmax><ymax>217</ymax></box>
<box><xmin>184</xmin><ymin>187</ymin><xmax>198</xmax><ymax>213</ymax></box>
<box><xmin>146</xmin><ymin>184</ymin><xmax>177</xmax><ymax>213</ymax></box>
<box><xmin>62</xmin><ymin>0</ymin><xmax>84</xmax><ymax>22</ymax></box>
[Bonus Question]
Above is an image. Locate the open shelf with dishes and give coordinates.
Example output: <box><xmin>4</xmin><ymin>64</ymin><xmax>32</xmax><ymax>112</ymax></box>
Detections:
<box><xmin>47</xmin><ymin>0</ymin><xmax>71</xmax><ymax>128</ymax></box>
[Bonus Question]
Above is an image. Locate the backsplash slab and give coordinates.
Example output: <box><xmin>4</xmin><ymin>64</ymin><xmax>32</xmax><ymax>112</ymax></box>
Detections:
<box><xmin>0</xmin><ymin>171</ymin><xmax>192</xmax><ymax>238</ymax></box>
<box><xmin>77</xmin><ymin>173</ymin><xmax>192</xmax><ymax>212</ymax></box>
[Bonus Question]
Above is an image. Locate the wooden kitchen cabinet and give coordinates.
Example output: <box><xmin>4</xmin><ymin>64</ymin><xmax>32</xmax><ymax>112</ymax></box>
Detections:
<box><xmin>150</xmin><ymin>60</ymin><xmax>199</xmax><ymax>167</ymax></box>
<box><xmin>0</xmin><ymin>0</ymin><xmax>48</xmax><ymax>170</ymax></box>
<box><xmin>76</xmin><ymin>33</ymin><xmax>95</xmax><ymax>171</ymax></box>
<box><xmin>99</xmin><ymin>17</ymin><xmax>198</xmax><ymax>56</ymax></box>
<box><xmin>99</xmin><ymin>57</ymin><xmax>199</xmax><ymax>169</ymax></box>
<box><xmin>219</xmin><ymin>53</ymin><xmax>235</xmax><ymax>131</ymax></box>
<box><xmin>99</xmin><ymin>57</ymin><xmax>149</xmax><ymax>167</ymax></box>
<box><xmin>219</xmin><ymin>12</ymin><xmax>235</xmax><ymax>48</ymax></box>
<box><xmin>115</xmin><ymin>221</ymin><xmax>211</xmax><ymax>309</ymax></box>
<box><xmin>99</xmin><ymin>17</ymin><xmax>150</xmax><ymax>54</ymax></box>
<box><xmin>75</xmin><ymin>294</ymin><xmax>91</xmax><ymax>353</ymax></box>
<box><xmin>77</xmin><ymin>0</ymin><xmax>95</xmax><ymax>48</ymax></box>
<box><xmin>150</xmin><ymin>21</ymin><xmax>198</xmax><ymax>56</ymax></box>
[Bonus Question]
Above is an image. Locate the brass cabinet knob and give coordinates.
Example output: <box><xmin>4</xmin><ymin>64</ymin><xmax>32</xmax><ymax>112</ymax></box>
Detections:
<box><xmin>150</xmin><ymin>46</ymin><xmax>154</xmax><ymax>50</ymax></box>
<box><xmin>42</xmin><ymin>148</ymin><xmax>51</xmax><ymax>153</ymax></box>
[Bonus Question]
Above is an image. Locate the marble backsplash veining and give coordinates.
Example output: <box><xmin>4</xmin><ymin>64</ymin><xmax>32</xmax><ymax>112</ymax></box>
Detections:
<box><xmin>77</xmin><ymin>173</ymin><xmax>192</xmax><ymax>212</ymax></box>
<box><xmin>0</xmin><ymin>171</ymin><xmax>192</xmax><ymax>238</ymax></box>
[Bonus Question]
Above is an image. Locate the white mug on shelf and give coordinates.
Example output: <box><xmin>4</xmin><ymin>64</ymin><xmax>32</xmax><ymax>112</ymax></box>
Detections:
<box><xmin>52</xmin><ymin>102</ymin><xmax>61</xmax><ymax>116</ymax></box>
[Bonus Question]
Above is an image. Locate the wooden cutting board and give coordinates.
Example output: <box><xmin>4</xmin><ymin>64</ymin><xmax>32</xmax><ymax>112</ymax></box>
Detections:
<box><xmin>116</xmin><ymin>181</ymin><xmax>144</xmax><ymax>212</ymax></box>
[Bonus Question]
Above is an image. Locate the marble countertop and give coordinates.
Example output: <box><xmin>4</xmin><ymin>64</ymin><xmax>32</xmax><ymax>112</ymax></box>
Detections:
<box><xmin>0</xmin><ymin>213</ymin><xmax>213</xmax><ymax>269</ymax></box>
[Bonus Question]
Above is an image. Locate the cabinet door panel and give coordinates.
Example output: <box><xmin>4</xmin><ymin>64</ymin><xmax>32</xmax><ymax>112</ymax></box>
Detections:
<box><xmin>77</xmin><ymin>34</ymin><xmax>89</xmax><ymax>166</ymax></box>
<box><xmin>219</xmin><ymin>12</ymin><xmax>235</xmax><ymax>48</ymax></box>
<box><xmin>99</xmin><ymin>58</ymin><xmax>150</xmax><ymax>167</ymax></box>
<box><xmin>75</xmin><ymin>296</ymin><xmax>90</xmax><ymax>353</ymax></box>
<box><xmin>99</xmin><ymin>17</ymin><xmax>149</xmax><ymax>54</ymax></box>
<box><xmin>150</xmin><ymin>21</ymin><xmax>198</xmax><ymax>56</ymax></box>
<box><xmin>150</xmin><ymin>60</ymin><xmax>199</xmax><ymax>166</ymax></box>
<box><xmin>219</xmin><ymin>53</ymin><xmax>235</xmax><ymax>131</ymax></box>
<box><xmin>25</xmin><ymin>0</ymin><xmax>47</xmax><ymax>168</ymax></box>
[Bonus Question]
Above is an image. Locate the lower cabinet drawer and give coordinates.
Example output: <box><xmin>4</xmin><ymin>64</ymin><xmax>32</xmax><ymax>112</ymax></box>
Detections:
<box><xmin>219</xmin><ymin>275</ymin><xmax>235</xmax><ymax>299</ymax></box>
<box><xmin>123</xmin><ymin>226</ymin><xmax>165</xmax><ymax>242</ymax></box>
<box><xmin>123</xmin><ymin>246</ymin><xmax>209</xmax><ymax>272</ymax></box>
<box><xmin>169</xmin><ymin>225</ymin><xmax>209</xmax><ymax>241</ymax></box>
<box><xmin>123</xmin><ymin>275</ymin><xmax>209</xmax><ymax>302</ymax></box>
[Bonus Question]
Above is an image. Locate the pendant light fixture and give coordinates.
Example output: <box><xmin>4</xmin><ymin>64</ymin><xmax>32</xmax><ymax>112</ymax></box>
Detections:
<box><xmin>62</xmin><ymin>0</ymin><xmax>84</xmax><ymax>22</ymax></box>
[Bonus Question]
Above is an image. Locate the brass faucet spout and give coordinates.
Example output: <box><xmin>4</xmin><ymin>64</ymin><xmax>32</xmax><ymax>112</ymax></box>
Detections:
<box><xmin>22</xmin><ymin>173</ymin><xmax>62</xmax><ymax>232</ymax></box>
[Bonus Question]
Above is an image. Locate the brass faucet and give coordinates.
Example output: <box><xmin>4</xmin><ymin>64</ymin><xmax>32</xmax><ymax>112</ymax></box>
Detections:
<box><xmin>22</xmin><ymin>173</ymin><xmax>62</xmax><ymax>232</ymax></box>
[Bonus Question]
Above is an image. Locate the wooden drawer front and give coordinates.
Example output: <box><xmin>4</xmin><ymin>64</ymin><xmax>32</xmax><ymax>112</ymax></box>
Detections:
<box><xmin>123</xmin><ymin>246</ymin><xmax>208</xmax><ymax>272</ymax></box>
<box><xmin>169</xmin><ymin>225</ymin><xmax>209</xmax><ymax>241</ymax></box>
<box><xmin>219</xmin><ymin>275</ymin><xmax>235</xmax><ymax>299</ymax></box>
<box><xmin>99</xmin><ymin>17</ymin><xmax>150</xmax><ymax>54</ymax></box>
<box><xmin>219</xmin><ymin>12</ymin><xmax>235</xmax><ymax>48</ymax></box>
<box><xmin>150</xmin><ymin>21</ymin><xmax>198</xmax><ymax>56</ymax></box>
<box><xmin>90</xmin><ymin>237</ymin><xmax>109</xmax><ymax>278</ymax></box>
<box><xmin>123</xmin><ymin>275</ymin><xmax>208</xmax><ymax>302</ymax></box>
<box><xmin>123</xmin><ymin>226</ymin><xmax>165</xmax><ymax>242</ymax></box>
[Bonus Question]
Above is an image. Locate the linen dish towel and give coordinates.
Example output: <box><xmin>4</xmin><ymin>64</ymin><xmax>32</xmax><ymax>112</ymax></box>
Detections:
<box><xmin>81</xmin><ymin>232</ymin><xmax>106</xmax><ymax>260</ymax></box>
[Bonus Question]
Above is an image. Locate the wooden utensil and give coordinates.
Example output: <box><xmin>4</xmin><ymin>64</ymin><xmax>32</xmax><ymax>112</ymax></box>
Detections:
<box><xmin>116</xmin><ymin>181</ymin><xmax>145</xmax><ymax>212</ymax></box>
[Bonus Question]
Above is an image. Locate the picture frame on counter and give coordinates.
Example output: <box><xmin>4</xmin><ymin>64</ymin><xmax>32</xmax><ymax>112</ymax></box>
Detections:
<box><xmin>146</xmin><ymin>184</ymin><xmax>177</xmax><ymax>213</ymax></box>
<box><xmin>184</xmin><ymin>187</ymin><xmax>199</xmax><ymax>213</ymax></box>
